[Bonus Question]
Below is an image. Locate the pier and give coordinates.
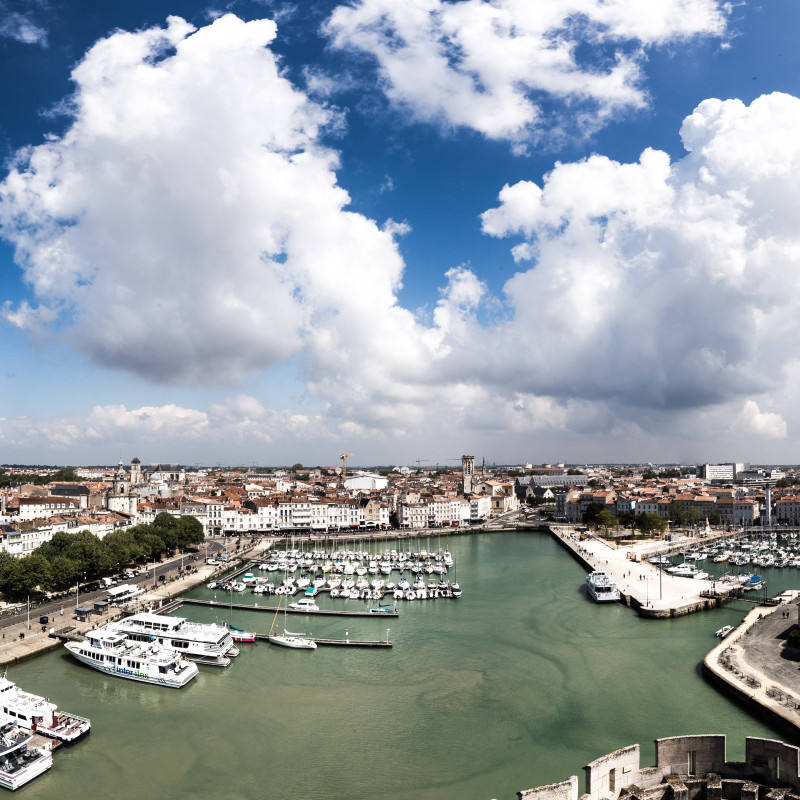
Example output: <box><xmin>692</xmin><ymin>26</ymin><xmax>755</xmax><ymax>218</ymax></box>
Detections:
<box><xmin>174</xmin><ymin>597</ymin><xmax>399</xmax><ymax>618</ymax></box>
<box><xmin>252</xmin><ymin>632</ymin><xmax>391</xmax><ymax>647</ymax></box>
<box><xmin>548</xmin><ymin>524</ymin><xmax>755</xmax><ymax>618</ymax></box>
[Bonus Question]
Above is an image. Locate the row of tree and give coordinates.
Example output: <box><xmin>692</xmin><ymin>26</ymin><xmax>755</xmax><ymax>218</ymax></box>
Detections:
<box><xmin>0</xmin><ymin>513</ymin><xmax>204</xmax><ymax>601</ymax></box>
<box><xmin>0</xmin><ymin>467</ymin><xmax>85</xmax><ymax>488</ymax></box>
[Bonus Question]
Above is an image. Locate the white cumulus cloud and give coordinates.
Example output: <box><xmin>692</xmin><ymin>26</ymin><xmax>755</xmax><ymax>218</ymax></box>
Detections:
<box><xmin>0</xmin><ymin>14</ymin><xmax>416</xmax><ymax>386</ymax></box>
<box><xmin>469</xmin><ymin>92</ymin><xmax>800</xmax><ymax>442</ymax></box>
<box><xmin>324</xmin><ymin>0</ymin><xmax>729</xmax><ymax>145</ymax></box>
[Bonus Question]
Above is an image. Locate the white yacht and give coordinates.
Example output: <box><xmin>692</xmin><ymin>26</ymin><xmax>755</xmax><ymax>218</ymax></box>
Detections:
<box><xmin>0</xmin><ymin>724</ymin><xmax>52</xmax><ymax>790</ymax></box>
<box><xmin>0</xmin><ymin>676</ymin><xmax>90</xmax><ymax>745</ymax></box>
<box><xmin>667</xmin><ymin>563</ymin><xmax>709</xmax><ymax>579</ymax></box>
<box><xmin>109</xmin><ymin>612</ymin><xmax>239</xmax><ymax>667</ymax></box>
<box><xmin>65</xmin><ymin>624</ymin><xmax>199</xmax><ymax>688</ymax></box>
<box><xmin>585</xmin><ymin>571</ymin><xmax>620</xmax><ymax>602</ymax></box>
<box><xmin>268</xmin><ymin>631</ymin><xmax>317</xmax><ymax>650</ymax></box>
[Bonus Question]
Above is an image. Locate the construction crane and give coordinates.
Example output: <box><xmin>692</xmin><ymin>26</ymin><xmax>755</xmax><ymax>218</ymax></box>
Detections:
<box><xmin>415</xmin><ymin>458</ymin><xmax>430</xmax><ymax>471</ymax></box>
<box><xmin>340</xmin><ymin>452</ymin><xmax>355</xmax><ymax>482</ymax></box>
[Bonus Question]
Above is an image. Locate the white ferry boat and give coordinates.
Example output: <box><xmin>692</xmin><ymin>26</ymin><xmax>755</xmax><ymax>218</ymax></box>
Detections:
<box><xmin>0</xmin><ymin>723</ymin><xmax>52</xmax><ymax>790</ymax></box>
<box><xmin>64</xmin><ymin>625</ymin><xmax>199</xmax><ymax>688</ymax></box>
<box><xmin>108</xmin><ymin>612</ymin><xmax>238</xmax><ymax>667</ymax></box>
<box><xmin>585</xmin><ymin>571</ymin><xmax>620</xmax><ymax>602</ymax></box>
<box><xmin>0</xmin><ymin>676</ymin><xmax>90</xmax><ymax>745</ymax></box>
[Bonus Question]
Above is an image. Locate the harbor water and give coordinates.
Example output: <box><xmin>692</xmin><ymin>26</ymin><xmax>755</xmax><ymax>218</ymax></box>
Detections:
<box><xmin>11</xmin><ymin>531</ymin><xmax>797</xmax><ymax>800</ymax></box>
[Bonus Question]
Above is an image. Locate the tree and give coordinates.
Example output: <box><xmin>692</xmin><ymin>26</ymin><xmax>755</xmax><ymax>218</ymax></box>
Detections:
<box><xmin>49</xmin><ymin>555</ymin><xmax>81</xmax><ymax>590</ymax></box>
<box><xmin>567</xmin><ymin>468</ymin><xmax>583</xmax><ymax>475</ymax></box>
<box><xmin>291</xmin><ymin>463</ymin><xmax>303</xmax><ymax>472</ymax></box>
<box><xmin>583</xmin><ymin>502</ymin><xmax>609</xmax><ymax>525</ymax></box>
<box><xmin>594</xmin><ymin>507</ymin><xmax>617</xmax><ymax>533</ymax></box>
<box><xmin>17</xmin><ymin>553</ymin><xmax>53</xmax><ymax>595</ymax></box>
<box><xmin>175</xmin><ymin>516</ymin><xmax>204</xmax><ymax>549</ymax></box>
<box><xmin>637</xmin><ymin>512</ymin><xmax>667</xmax><ymax>535</ymax></box>
<box><xmin>65</xmin><ymin>530</ymin><xmax>104</xmax><ymax>576</ymax></box>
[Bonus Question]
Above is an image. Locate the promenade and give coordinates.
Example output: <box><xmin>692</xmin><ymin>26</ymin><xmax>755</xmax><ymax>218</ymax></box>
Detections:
<box><xmin>703</xmin><ymin>590</ymin><xmax>800</xmax><ymax>735</ymax></box>
<box><xmin>549</xmin><ymin>524</ymin><xmax>740</xmax><ymax>617</ymax></box>
<box><xmin>0</xmin><ymin>537</ymin><xmax>275</xmax><ymax>667</ymax></box>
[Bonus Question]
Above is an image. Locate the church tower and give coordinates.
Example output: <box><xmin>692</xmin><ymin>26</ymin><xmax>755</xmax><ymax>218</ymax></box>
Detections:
<box><xmin>462</xmin><ymin>454</ymin><xmax>475</xmax><ymax>496</ymax></box>
<box><xmin>130</xmin><ymin>457</ymin><xmax>142</xmax><ymax>486</ymax></box>
<box><xmin>113</xmin><ymin>458</ymin><xmax>128</xmax><ymax>496</ymax></box>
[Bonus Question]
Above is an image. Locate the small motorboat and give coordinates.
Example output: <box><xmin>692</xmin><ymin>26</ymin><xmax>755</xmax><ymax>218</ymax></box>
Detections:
<box><xmin>227</xmin><ymin>624</ymin><xmax>256</xmax><ymax>643</ymax></box>
<box><xmin>715</xmin><ymin>625</ymin><xmax>735</xmax><ymax>639</ymax></box>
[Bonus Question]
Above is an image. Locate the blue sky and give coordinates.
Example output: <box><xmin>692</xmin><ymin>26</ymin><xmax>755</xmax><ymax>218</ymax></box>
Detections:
<box><xmin>2</xmin><ymin>0</ymin><xmax>800</xmax><ymax>468</ymax></box>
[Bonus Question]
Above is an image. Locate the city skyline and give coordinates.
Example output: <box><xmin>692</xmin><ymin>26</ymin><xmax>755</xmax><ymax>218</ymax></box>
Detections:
<box><xmin>2</xmin><ymin>1</ymin><xmax>800</xmax><ymax>466</ymax></box>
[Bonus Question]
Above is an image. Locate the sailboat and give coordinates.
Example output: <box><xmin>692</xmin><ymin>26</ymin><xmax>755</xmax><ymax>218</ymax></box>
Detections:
<box><xmin>451</xmin><ymin>557</ymin><xmax>462</xmax><ymax>598</ymax></box>
<box><xmin>268</xmin><ymin>592</ymin><xmax>317</xmax><ymax>650</ymax></box>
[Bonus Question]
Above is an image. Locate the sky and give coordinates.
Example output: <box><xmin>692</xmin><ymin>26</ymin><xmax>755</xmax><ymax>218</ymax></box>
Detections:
<box><xmin>1</xmin><ymin>0</ymin><xmax>800</xmax><ymax>469</ymax></box>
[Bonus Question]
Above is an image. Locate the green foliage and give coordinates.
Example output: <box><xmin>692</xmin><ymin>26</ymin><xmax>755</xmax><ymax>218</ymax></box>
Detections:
<box><xmin>636</xmin><ymin>512</ymin><xmax>668</xmax><ymax>534</ymax></box>
<box><xmin>0</xmin><ymin>515</ymin><xmax>205</xmax><ymax>600</ymax></box>
<box><xmin>0</xmin><ymin>467</ymin><xmax>84</xmax><ymax>487</ymax></box>
<box><xmin>566</xmin><ymin>468</ymin><xmax>583</xmax><ymax>475</ymax></box>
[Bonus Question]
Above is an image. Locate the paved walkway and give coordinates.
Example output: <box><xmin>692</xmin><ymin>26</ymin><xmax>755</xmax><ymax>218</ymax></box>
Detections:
<box><xmin>703</xmin><ymin>591</ymin><xmax>800</xmax><ymax>733</ymax></box>
<box><xmin>550</xmin><ymin>525</ymin><xmax>739</xmax><ymax>617</ymax></box>
<box><xmin>0</xmin><ymin>537</ymin><xmax>275</xmax><ymax>666</ymax></box>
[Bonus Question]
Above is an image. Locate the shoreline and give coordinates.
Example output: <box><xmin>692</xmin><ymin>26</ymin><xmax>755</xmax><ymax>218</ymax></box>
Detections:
<box><xmin>0</xmin><ymin>537</ymin><xmax>274</xmax><ymax>667</ymax></box>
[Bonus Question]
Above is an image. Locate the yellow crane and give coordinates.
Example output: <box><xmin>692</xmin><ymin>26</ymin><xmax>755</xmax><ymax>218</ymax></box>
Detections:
<box><xmin>340</xmin><ymin>452</ymin><xmax>355</xmax><ymax>482</ymax></box>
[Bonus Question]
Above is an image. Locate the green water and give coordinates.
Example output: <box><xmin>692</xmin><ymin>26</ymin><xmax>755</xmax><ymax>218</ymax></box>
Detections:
<box><xmin>12</xmin><ymin>532</ymin><xmax>796</xmax><ymax>800</ymax></box>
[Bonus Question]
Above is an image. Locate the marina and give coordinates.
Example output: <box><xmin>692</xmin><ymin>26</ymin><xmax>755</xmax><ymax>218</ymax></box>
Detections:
<box><xmin>1</xmin><ymin>530</ymin><xmax>799</xmax><ymax>798</ymax></box>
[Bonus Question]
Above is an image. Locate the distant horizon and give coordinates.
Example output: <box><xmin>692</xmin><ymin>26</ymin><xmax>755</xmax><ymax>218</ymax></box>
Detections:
<box><xmin>3</xmin><ymin>461</ymin><xmax>799</xmax><ymax>472</ymax></box>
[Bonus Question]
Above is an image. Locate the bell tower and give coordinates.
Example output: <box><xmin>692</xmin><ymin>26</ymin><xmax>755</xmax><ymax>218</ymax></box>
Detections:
<box><xmin>462</xmin><ymin>454</ymin><xmax>475</xmax><ymax>496</ymax></box>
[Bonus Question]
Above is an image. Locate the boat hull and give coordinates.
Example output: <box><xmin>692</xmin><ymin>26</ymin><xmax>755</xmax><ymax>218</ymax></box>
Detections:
<box><xmin>268</xmin><ymin>634</ymin><xmax>316</xmax><ymax>650</ymax></box>
<box><xmin>0</xmin><ymin>748</ymin><xmax>52</xmax><ymax>790</ymax></box>
<box><xmin>585</xmin><ymin>571</ymin><xmax>620</xmax><ymax>602</ymax></box>
<box><xmin>65</xmin><ymin>643</ymin><xmax>198</xmax><ymax>688</ymax></box>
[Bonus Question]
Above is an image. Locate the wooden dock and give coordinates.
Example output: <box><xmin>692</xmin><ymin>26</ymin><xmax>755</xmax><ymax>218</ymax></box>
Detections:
<box><xmin>254</xmin><ymin>633</ymin><xmax>391</xmax><ymax>647</ymax></box>
<box><xmin>175</xmin><ymin>597</ymin><xmax>399</xmax><ymax>618</ymax></box>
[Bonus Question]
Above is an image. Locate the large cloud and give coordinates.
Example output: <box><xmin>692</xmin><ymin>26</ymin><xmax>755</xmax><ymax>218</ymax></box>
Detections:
<box><xmin>470</xmin><ymin>92</ymin><xmax>800</xmax><ymax>440</ymax></box>
<box><xmin>324</xmin><ymin>0</ymin><xmax>728</xmax><ymax>145</ymax></box>
<box><xmin>0</xmin><ymin>14</ymin><xmax>418</xmax><ymax>385</ymax></box>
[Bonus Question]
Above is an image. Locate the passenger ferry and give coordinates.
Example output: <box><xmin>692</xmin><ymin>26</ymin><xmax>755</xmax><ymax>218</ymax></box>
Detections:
<box><xmin>0</xmin><ymin>723</ymin><xmax>52</xmax><ymax>790</ymax></box>
<box><xmin>64</xmin><ymin>625</ymin><xmax>199</xmax><ymax>688</ymax></box>
<box><xmin>585</xmin><ymin>571</ymin><xmax>621</xmax><ymax>602</ymax></box>
<box><xmin>109</xmin><ymin>612</ymin><xmax>238</xmax><ymax>667</ymax></box>
<box><xmin>0</xmin><ymin>676</ymin><xmax>90</xmax><ymax>745</ymax></box>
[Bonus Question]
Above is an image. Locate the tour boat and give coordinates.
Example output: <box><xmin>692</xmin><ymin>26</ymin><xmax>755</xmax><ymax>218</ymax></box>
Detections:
<box><xmin>585</xmin><ymin>571</ymin><xmax>621</xmax><ymax>602</ymax></box>
<box><xmin>64</xmin><ymin>625</ymin><xmax>199</xmax><ymax>688</ymax></box>
<box><xmin>0</xmin><ymin>724</ymin><xmax>52</xmax><ymax>790</ymax></box>
<box><xmin>0</xmin><ymin>676</ymin><xmax>90</xmax><ymax>745</ymax></box>
<box><xmin>109</xmin><ymin>612</ymin><xmax>239</xmax><ymax>667</ymax></box>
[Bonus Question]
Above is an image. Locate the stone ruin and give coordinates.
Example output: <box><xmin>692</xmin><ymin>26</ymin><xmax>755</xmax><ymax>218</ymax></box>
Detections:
<box><xmin>518</xmin><ymin>736</ymin><xmax>800</xmax><ymax>800</ymax></box>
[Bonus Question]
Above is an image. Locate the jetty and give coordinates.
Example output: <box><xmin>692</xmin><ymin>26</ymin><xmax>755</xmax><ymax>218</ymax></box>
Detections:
<box><xmin>175</xmin><ymin>597</ymin><xmax>399</xmax><ymax>617</ymax></box>
<box><xmin>253</xmin><ymin>632</ymin><xmax>391</xmax><ymax>648</ymax></box>
<box><xmin>548</xmin><ymin>524</ymin><xmax>752</xmax><ymax>618</ymax></box>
